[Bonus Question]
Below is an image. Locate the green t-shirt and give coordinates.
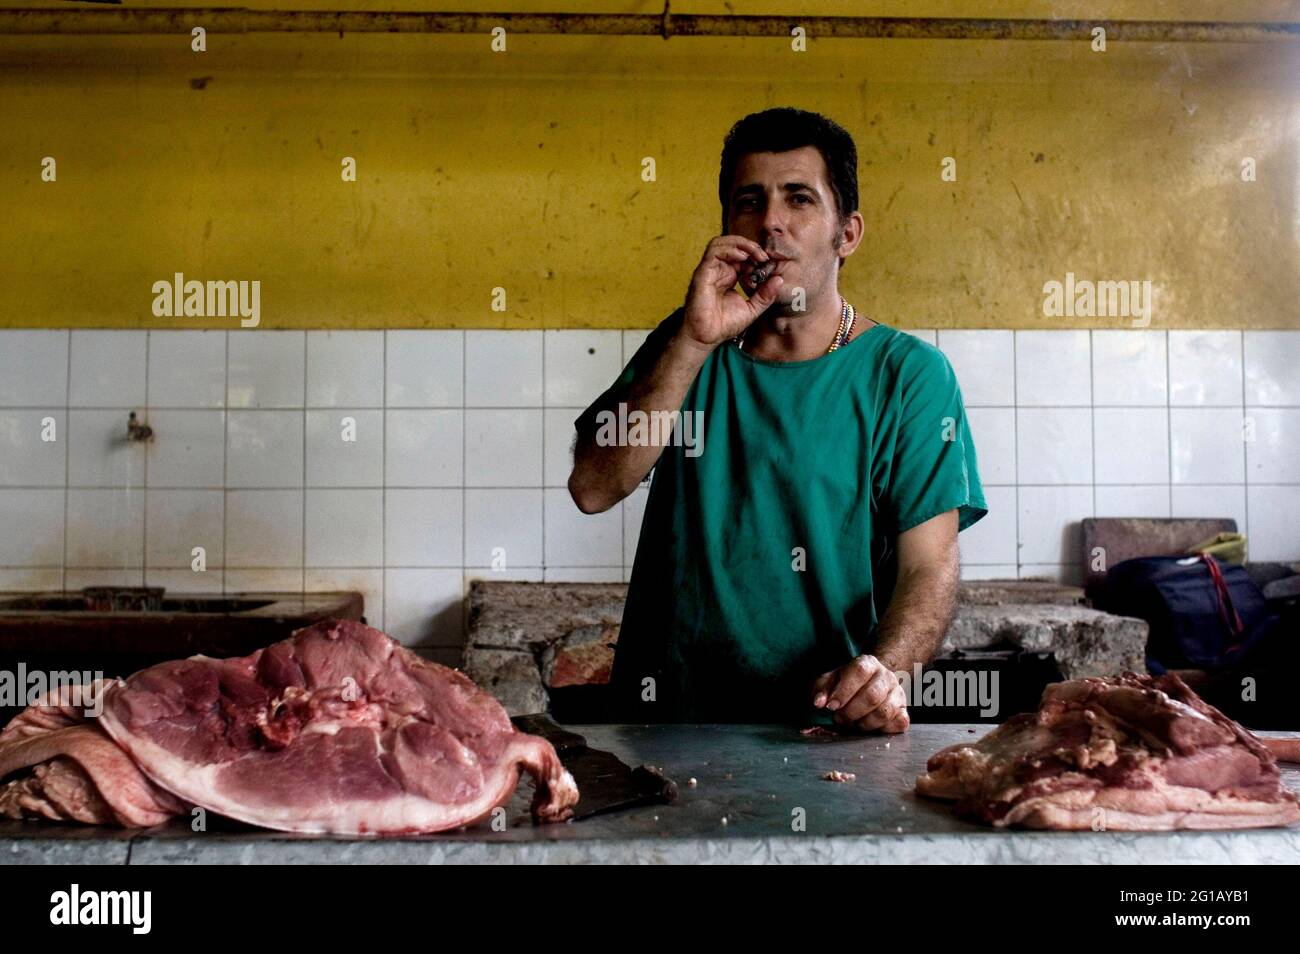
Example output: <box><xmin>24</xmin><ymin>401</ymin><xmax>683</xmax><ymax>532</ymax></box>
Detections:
<box><xmin>575</xmin><ymin>307</ymin><xmax>987</xmax><ymax>722</ymax></box>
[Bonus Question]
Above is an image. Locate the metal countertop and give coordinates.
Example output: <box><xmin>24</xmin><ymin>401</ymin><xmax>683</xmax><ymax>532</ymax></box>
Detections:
<box><xmin>5</xmin><ymin>723</ymin><xmax>1300</xmax><ymax>864</ymax></box>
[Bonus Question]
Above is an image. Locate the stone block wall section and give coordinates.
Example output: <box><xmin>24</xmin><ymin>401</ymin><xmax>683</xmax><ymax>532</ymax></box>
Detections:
<box><xmin>463</xmin><ymin>579</ymin><xmax>1151</xmax><ymax>715</ymax></box>
<box><xmin>463</xmin><ymin>582</ymin><xmax>626</xmax><ymax>715</ymax></box>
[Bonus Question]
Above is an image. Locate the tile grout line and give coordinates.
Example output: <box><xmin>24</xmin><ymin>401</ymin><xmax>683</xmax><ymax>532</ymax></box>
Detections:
<box><xmin>222</xmin><ymin>331</ymin><xmax>229</xmax><ymax>596</ymax></box>
<box><xmin>1240</xmin><ymin>330</ymin><xmax>1250</xmax><ymax>552</ymax></box>
<box><xmin>620</xmin><ymin>331</ymin><xmax>626</xmax><ymax>582</ymax></box>
<box><xmin>302</xmin><ymin>332</ymin><xmax>308</xmax><ymax>595</ymax></box>
<box><xmin>1012</xmin><ymin>331</ymin><xmax>1020</xmax><ymax>578</ymax></box>
<box><xmin>540</xmin><ymin>329</ymin><xmax>546</xmax><ymax>580</ymax></box>
<box><xmin>61</xmin><ymin>330</ymin><xmax>71</xmax><ymax>592</ymax></box>
<box><xmin>461</xmin><ymin>329</ymin><xmax>468</xmax><ymax>657</ymax></box>
<box><xmin>43</xmin><ymin>564</ymin><xmax>643</xmax><ymax>571</ymax></box>
<box><xmin>1089</xmin><ymin>329</ymin><xmax>1096</xmax><ymax>523</ymax></box>
<box><xmin>381</xmin><ymin>330</ymin><xmax>387</xmax><ymax>631</ymax></box>
<box><xmin>23</xmin><ymin>479</ymin><xmax>1296</xmax><ymax>491</ymax></box>
<box><xmin>141</xmin><ymin>331</ymin><xmax>149</xmax><ymax>588</ymax></box>
<box><xmin>1166</xmin><ymin>330</ymin><xmax>1173</xmax><ymax>519</ymax></box>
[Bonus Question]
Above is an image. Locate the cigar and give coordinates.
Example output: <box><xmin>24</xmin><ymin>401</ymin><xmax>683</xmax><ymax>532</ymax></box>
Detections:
<box><xmin>746</xmin><ymin>260</ymin><xmax>773</xmax><ymax>291</ymax></box>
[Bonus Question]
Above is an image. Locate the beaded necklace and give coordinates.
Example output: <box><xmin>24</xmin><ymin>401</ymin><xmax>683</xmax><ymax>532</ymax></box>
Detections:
<box><xmin>732</xmin><ymin>296</ymin><xmax>856</xmax><ymax>355</ymax></box>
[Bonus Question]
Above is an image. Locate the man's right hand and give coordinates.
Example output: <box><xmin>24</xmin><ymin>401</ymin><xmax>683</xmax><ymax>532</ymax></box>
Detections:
<box><xmin>811</xmin><ymin>655</ymin><xmax>911</xmax><ymax>734</ymax></box>
<box><xmin>679</xmin><ymin>235</ymin><xmax>784</xmax><ymax>350</ymax></box>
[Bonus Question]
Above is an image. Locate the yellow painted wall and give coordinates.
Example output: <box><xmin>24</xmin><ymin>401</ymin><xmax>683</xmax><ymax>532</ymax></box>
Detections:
<box><xmin>1</xmin><ymin>1</ymin><xmax>1297</xmax><ymax>329</ymax></box>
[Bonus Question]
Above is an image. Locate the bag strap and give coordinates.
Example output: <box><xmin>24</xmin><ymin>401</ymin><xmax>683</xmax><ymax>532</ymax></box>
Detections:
<box><xmin>1199</xmin><ymin>553</ymin><xmax>1245</xmax><ymax>651</ymax></box>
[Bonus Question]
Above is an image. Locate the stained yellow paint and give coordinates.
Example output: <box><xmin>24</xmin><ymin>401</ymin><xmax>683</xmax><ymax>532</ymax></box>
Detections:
<box><xmin>0</xmin><ymin>1</ymin><xmax>1297</xmax><ymax>329</ymax></box>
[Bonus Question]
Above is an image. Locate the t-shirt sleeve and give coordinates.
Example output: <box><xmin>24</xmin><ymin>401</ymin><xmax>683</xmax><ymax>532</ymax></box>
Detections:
<box><xmin>573</xmin><ymin>308</ymin><xmax>684</xmax><ymax>435</ymax></box>
<box><xmin>876</xmin><ymin>340</ymin><xmax>987</xmax><ymax>536</ymax></box>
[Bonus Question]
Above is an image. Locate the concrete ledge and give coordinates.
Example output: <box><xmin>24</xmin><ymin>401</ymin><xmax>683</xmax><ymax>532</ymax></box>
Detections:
<box><xmin>943</xmin><ymin>603</ymin><xmax>1148</xmax><ymax>679</ymax></box>
<box><xmin>956</xmin><ymin>580</ymin><xmax>1085</xmax><ymax>606</ymax></box>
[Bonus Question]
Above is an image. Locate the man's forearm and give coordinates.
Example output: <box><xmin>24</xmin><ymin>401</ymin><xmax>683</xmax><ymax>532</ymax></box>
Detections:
<box><xmin>569</xmin><ymin>329</ymin><xmax>712</xmax><ymax>513</ymax></box>
<box><xmin>870</xmin><ymin>564</ymin><xmax>959</xmax><ymax>673</ymax></box>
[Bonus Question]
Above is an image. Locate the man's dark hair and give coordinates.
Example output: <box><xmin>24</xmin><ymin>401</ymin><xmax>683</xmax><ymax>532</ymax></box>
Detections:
<box><xmin>718</xmin><ymin>107</ymin><xmax>859</xmax><ymax>249</ymax></box>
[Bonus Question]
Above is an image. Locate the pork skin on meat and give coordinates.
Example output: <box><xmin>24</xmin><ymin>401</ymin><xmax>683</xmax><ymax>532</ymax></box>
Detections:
<box><xmin>915</xmin><ymin>673</ymin><xmax>1300</xmax><ymax>831</ymax></box>
<box><xmin>0</xmin><ymin>681</ymin><xmax>187</xmax><ymax>826</ymax></box>
<box><xmin>0</xmin><ymin>619</ymin><xmax>579</xmax><ymax>835</ymax></box>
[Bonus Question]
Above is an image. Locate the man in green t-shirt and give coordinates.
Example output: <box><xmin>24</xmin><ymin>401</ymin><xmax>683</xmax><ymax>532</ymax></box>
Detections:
<box><xmin>569</xmin><ymin>108</ymin><xmax>987</xmax><ymax>730</ymax></box>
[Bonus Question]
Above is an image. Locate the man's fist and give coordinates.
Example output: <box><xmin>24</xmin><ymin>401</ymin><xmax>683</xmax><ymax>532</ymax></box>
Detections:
<box><xmin>811</xmin><ymin>655</ymin><xmax>910</xmax><ymax>734</ymax></box>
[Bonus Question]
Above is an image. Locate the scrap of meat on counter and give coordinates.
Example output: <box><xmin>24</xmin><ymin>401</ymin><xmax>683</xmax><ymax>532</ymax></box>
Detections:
<box><xmin>916</xmin><ymin>673</ymin><xmax>1300</xmax><ymax>831</ymax></box>
<box><xmin>0</xmin><ymin>619</ymin><xmax>578</xmax><ymax>835</ymax></box>
<box><xmin>821</xmin><ymin>770</ymin><xmax>856</xmax><ymax>783</ymax></box>
<box><xmin>800</xmin><ymin>726</ymin><xmax>838</xmax><ymax>738</ymax></box>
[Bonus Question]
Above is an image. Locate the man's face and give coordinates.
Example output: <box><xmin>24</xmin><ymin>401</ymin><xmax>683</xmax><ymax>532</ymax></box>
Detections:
<box><xmin>725</xmin><ymin>146</ymin><xmax>860</xmax><ymax>308</ymax></box>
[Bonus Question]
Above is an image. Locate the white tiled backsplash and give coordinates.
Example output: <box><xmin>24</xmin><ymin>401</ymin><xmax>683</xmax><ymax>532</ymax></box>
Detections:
<box><xmin>1</xmin><ymin>328</ymin><xmax>1296</xmax><ymax>659</ymax></box>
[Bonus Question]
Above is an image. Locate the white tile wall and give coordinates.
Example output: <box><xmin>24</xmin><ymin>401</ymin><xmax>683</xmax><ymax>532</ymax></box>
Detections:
<box><xmin>66</xmin><ymin>489</ymin><xmax>144</xmax><ymax>568</ymax></box>
<box><xmin>227</xmin><ymin>411</ymin><xmax>303</xmax><ymax>487</ymax></box>
<box><xmin>1092</xmin><ymin>331</ymin><xmax>1167</xmax><ymax>406</ymax></box>
<box><xmin>0</xmin><ymin>409</ymin><xmax>65</xmax><ymax>486</ymax></box>
<box><xmin>306</xmin><ymin>331</ymin><xmax>384</xmax><ymax>408</ymax></box>
<box><xmin>1095</xmin><ymin>485</ymin><xmax>1171</xmax><ymax>519</ymax></box>
<box><xmin>225</xmin><ymin>489</ymin><xmax>303</xmax><ymax>568</ymax></box>
<box><xmin>0</xmin><ymin>488</ymin><xmax>64</xmax><ymax>565</ymax></box>
<box><xmin>1017</xmin><ymin>485</ymin><xmax>1094</xmax><ymax>565</ymax></box>
<box><xmin>305</xmin><ymin>410</ymin><xmax>384</xmax><ymax>486</ymax></box>
<box><xmin>1093</xmin><ymin>408</ymin><xmax>1168</xmax><ymax>484</ymax></box>
<box><xmin>148</xmin><ymin>331</ymin><xmax>226</xmax><ymax>408</ymax></box>
<box><xmin>384</xmin><ymin>567</ymin><xmax>468</xmax><ymax>647</ymax></box>
<box><xmin>385</xmin><ymin>489</ymin><xmax>462</xmax><ymax>566</ymax></box>
<box><xmin>543</xmin><ymin>330</ymin><xmax>622</xmax><ymax>407</ymax></box>
<box><xmin>1244</xmin><ymin>332</ymin><xmax>1300</xmax><ymax>406</ymax></box>
<box><xmin>1169</xmin><ymin>331</ymin><xmax>1242</xmax><ymax>406</ymax></box>
<box><xmin>68</xmin><ymin>410</ymin><xmax>146</xmax><ymax>487</ymax></box>
<box><xmin>1247</xmin><ymin>486</ymin><xmax>1300</xmax><ymax>562</ymax></box>
<box><xmin>386</xmin><ymin>330</ymin><xmax>463</xmax><ymax>407</ymax></box>
<box><xmin>0</xmin><ymin>331</ymin><xmax>67</xmax><ymax>406</ymax></box>
<box><xmin>544</xmin><ymin>408</ymin><xmax>583</xmax><ymax>486</ymax></box>
<box><xmin>304</xmin><ymin>488</ymin><xmax>383</xmax><ymax>567</ymax></box>
<box><xmin>465</xmin><ymin>331</ymin><xmax>542</xmax><ymax>407</ymax></box>
<box><xmin>936</xmin><ymin>330</ymin><xmax>1014</xmax><ymax>406</ymax></box>
<box><xmin>146</xmin><ymin>411</ymin><xmax>225</xmax><ymax>487</ymax></box>
<box><xmin>957</xmin><ymin>485</ymin><xmax>1017</xmax><ymax>564</ymax></box>
<box><xmin>1016</xmin><ymin>331</ymin><xmax>1091</xmax><ymax>406</ymax></box>
<box><xmin>464</xmin><ymin>488</ymin><xmax>543</xmax><ymax>568</ymax></box>
<box><xmin>1247</xmin><ymin>409</ymin><xmax>1300</xmax><ymax>483</ymax></box>
<box><xmin>544</xmin><ymin>487</ymin><xmax>621</xmax><ymax>566</ymax></box>
<box><xmin>1172</xmin><ymin>485</ymin><xmax>1247</xmax><ymax>537</ymax></box>
<box><xmin>464</xmin><ymin>409</ymin><xmax>542</xmax><ymax>486</ymax></box>
<box><xmin>936</xmin><ymin>329</ymin><xmax>1299</xmax><ymax>577</ymax></box>
<box><xmin>228</xmin><ymin>331</ymin><xmax>304</xmax><ymax>409</ymax></box>
<box><xmin>1017</xmin><ymin>408</ymin><xmax>1092</xmax><ymax>483</ymax></box>
<box><xmin>1170</xmin><ymin>408</ymin><xmax>1246</xmax><ymax>484</ymax></box>
<box><xmin>0</xmin><ymin>330</ymin><xmax>1295</xmax><ymax>652</ymax></box>
<box><xmin>385</xmin><ymin>409</ymin><xmax>461</xmax><ymax>486</ymax></box>
<box><xmin>145</xmin><ymin>489</ymin><xmax>224</xmax><ymax>567</ymax></box>
<box><xmin>69</xmin><ymin>332</ymin><xmax>146</xmax><ymax>406</ymax></box>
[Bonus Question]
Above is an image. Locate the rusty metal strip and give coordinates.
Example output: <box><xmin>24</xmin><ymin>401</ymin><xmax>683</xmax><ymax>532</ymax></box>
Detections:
<box><xmin>0</xmin><ymin>9</ymin><xmax>1296</xmax><ymax>41</ymax></box>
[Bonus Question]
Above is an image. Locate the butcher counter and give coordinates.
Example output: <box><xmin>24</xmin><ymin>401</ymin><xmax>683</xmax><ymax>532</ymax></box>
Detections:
<box><xmin>5</xmin><ymin>723</ymin><xmax>1300</xmax><ymax>865</ymax></box>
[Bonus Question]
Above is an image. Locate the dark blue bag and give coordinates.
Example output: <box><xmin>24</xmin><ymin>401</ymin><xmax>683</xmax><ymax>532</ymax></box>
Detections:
<box><xmin>1098</xmin><ymin>554</ymin><xmax>1276</xmax><ymax>673</ymax></box>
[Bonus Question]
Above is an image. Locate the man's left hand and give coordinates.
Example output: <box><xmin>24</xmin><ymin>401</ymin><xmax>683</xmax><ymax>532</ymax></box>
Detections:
<box><xmin>811</xmin><ymin>655</ymin><xmax>910</xmax><ymax>733</ymax></box>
